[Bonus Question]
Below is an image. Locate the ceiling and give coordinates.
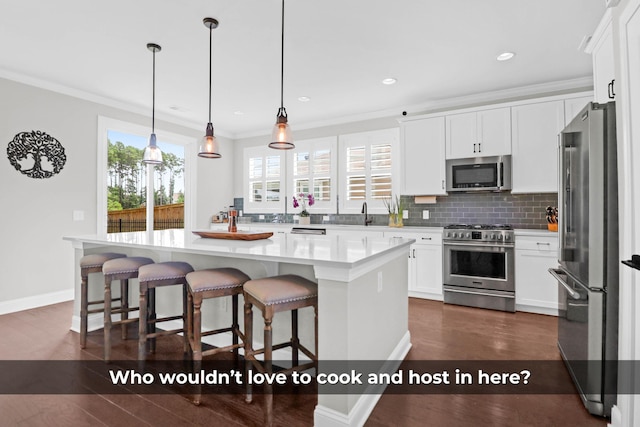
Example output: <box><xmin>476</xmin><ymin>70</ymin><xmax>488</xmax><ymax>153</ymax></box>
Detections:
<box><xmin>0</xmin><ymin>0</ymin><xmax>606</xmax><ymax>139</ymax></box>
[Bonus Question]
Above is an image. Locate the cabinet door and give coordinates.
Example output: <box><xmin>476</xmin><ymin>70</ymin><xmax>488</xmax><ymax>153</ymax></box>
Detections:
<box><xmin>445</xmin><ymin>112</ymin><xmax>476</xmax><ymax>159</ymax></box>
<box><xmin>401</xmin><ymin>117</ymin><xmax>446</xmax><ymax>195</ymax></box>
<box><xmin>515</xmin><ymin>249</ymin><xmax>559</xmax><ymax>315</ymax></box>
<box><xmin>511</xmin><ymin>101</ymin><xmax>565</xmax><ymax>193</ymax></box>
<box><xmin>412</xmin><ymin>243</ymin><xmax>443</xmax><ymax>299</ymax></box>
<box><xmin>592</xmin><ymin>21</ymin><xmax>615</xmax><ymax>103</ymax></box>
<box><xmin>477</xmin><ymin>108</ymin><xmax>512</xmax><ymax>157</ymax></box>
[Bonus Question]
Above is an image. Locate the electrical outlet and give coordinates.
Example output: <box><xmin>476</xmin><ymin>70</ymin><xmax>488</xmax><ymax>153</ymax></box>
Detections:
<box><xmin>73</xmin><ymin>210</ymin><xmax>85</xmax><ymax>221</ymax></box>
<box><xmin>259</xmin><ymin>214</ymin><xmax>265</xmax><ymax>220</ymax></box>
<box><xmin>322</xmin><ymin>215</ymin><xmax>330</xmax><ymax>222</ymax></box>
<box><xmin>377</xmin><ymin>271</ymin><xmax>383</xmax><ymax>293</ymax></box>
<box><xmin>402</xmin><ymin>210</ymin><xmax>409</xmax><ymax>219</ymax></box>
<box><xmin>422</xmin><ymin>210</ymin><xmax>430</xmax><ymax>220</ymax></box>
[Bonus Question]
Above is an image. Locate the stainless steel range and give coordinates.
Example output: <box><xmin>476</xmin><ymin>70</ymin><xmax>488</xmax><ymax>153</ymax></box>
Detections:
<box><xmin>443</xmin><ymin>224</ymin><xmax>515</xmax><ymax>312</ymax></box>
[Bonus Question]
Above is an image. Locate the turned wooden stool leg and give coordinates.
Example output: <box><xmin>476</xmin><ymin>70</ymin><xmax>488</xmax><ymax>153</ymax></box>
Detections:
<box><xmin>264</xmin><ymin>313</ymin><xmax>274</xmax><ymax>427</ymax></box>
<box><xmin>193</xmin><ymin>294</ymin><xmax>203</xmax><ymax>405</ymax></box>
<box><xmin>232</xmin><ymin>294</ymin><xmax>239</xmax><ymax>360</ymax></box>
<box><xmin>182</xmin><ymin>284</ymin><xmax>189</xmax><ymax>355</ymax></box>
<box><xmin>80</xmin><ymin>273</ymin><xmax>89</xmax><ymax>348</ymax></box>
<box><xmin>138</xmin><ymin>281</ymin><xmax>148</xmax><ymax>361</ymax></box>
<box><xmin>244</xmin><ymin>300</ymin><xmax>254</xmax><ymax>404</ymax></box>
<box><xmin>104</xmin><ymin>276</ymin><xmax>113</xmax><ymax>362</ymax></box>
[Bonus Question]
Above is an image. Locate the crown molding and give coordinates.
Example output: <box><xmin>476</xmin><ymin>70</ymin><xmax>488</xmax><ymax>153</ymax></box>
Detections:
<box><xmin>0</xmin><ymin>67</ymin><xmax>235</xmax><ymax>140</ymax></box>
<box><xmin>234</xmin><ymin>76</ymin><xmax>593</xmax><ymax>140</ymax></box>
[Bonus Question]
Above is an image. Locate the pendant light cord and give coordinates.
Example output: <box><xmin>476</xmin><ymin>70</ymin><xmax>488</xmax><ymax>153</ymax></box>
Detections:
<box><xmin>152</xmin><ymin>49</ymin><xmax>156</xmax><ymax>133</ymax></box>
<box><xmin>280</xmin><ymin>0</ymin><xmax>285</xmax><ymax>110</ymax></box>
<box><xmin>209</xmin><ymin>24</ymin><xmax>213</xmax><ymax>122</ymax></box>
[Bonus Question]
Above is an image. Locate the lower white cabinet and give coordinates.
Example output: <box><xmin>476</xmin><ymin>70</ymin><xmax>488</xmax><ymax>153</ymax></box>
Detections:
<box><xmin>385</xmin><ymin>230</ymin><xmax>443</xmax><ymax>300</ymax></box>
<box><xmin>515</xmin><ymin>233</ymin><xmax>559</xmax><ymax>315</ymax></box>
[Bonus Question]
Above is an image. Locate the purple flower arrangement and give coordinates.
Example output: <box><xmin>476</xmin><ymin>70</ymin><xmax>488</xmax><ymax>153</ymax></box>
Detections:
<box><xmin>292</xmin><ymin>192</ymin><xmax>315</xmax><ymax>217</ymax></box>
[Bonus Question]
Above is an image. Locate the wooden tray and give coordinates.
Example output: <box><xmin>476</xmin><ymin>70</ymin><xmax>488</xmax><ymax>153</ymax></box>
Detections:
<box><xmin>192</xmin><ymin>230</ymin><xmax>273</xmax><ymax>241</ymax></box>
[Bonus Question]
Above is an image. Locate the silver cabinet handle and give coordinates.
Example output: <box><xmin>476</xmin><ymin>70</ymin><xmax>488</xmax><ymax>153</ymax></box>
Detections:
<box><xmin>536</xmin><ymin>242</ymin><xmax>551</xmax><ymax>246</ymax></box>
<box><xmin>473</xmin><ymin>143</ymin><xmax>477</xmax><ymax>153</ymax></box>
<box><xmin>442</xmin><ymin>180</ymin><xmax>445</xmax><ymax>190</ymax></box>
<box><xmin>421</xmin><ymin>237</ymin><xmax>432</xmax><ymax>240</ymax></box>
<box><xmin>478</xmin><ymin>142</ymin><xmax>481</xmax><ymax>152</ymax></box>
<box><xmin>548</xmin><ymin>268</ymin><xmax>581</xmax><ymax>300</ymax></box>
<box><xmin>413</xmin><ymin>249</ymin><xmax>416</xmax><ymax>258</ymax></box>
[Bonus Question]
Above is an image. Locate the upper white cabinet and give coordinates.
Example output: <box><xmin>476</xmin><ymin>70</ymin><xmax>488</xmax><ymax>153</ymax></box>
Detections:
<box><xmin>585</xmin><ymin>10</ymin><xmax>615</xmax><ymax>103</ymax></box>
<box><xmin>400</xmin><ymin>117</ymin><xmax>446</xmax><ymax>195</ymax></box>
<box><xmin>511</xmin><ymin>100</ymin><xmax>565</xmax><ymax>193</ymax></box>
<box><xmin>445</xmin><ymin>107</ymin><xmax>511</xmax><ymax>159</ymax></box>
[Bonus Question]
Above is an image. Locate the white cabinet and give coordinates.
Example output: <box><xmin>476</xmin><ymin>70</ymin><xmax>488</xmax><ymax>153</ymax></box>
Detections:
<box><xmin>385</xmin><ymin>230</ymin><xmax>443</xmax><ymax>300</ymax></box>
<box><xmin>585</xmin><ymin>10</ymin><xmax>615</xmax><ymax>103</ymax></box>
<box><xmin>400</xmin><ymin>117</ymin><xmax>446</xmax><ymax>195</ymax></box>
<box><xmin>511</xmin><ymin>100</ymin><xmax>565</xmax><ymax>193</ymax></box>
<box><xmin>515</xmin><ymin>233</ymin><xmax>559</xmax><ymax>315</ymax></box>
<box><xmin>445</xmin><ymin>107</ymin><xmax>511</xmax><ymax>159</ymax></box>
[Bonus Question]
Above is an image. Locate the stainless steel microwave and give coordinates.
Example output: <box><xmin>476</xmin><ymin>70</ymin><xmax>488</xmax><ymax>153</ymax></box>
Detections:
<box><xmin>446</xmin><ymin>155</ymin><xmax>512</xmax><ymax>192</ymax></box>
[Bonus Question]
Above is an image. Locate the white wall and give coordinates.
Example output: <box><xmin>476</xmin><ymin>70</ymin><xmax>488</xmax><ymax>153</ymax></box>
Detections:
<box><xmin>0</xmin><ymin>77</ymin><xmax>234</xmax><ymax>310</ymax></box>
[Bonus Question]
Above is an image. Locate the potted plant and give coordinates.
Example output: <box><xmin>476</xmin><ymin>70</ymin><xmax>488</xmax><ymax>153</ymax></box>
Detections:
<box><xmin>383</xmin><ymin>196</ymin><xmax>396</xmax><ymax>226</ymax></box>
<box><xmin>293</xmin><ymin>192</ymin><xmax>315</xmax><ymax>225</ymax></box>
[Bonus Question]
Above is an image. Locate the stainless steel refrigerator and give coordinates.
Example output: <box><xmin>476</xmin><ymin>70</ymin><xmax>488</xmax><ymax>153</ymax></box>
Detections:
<box><xmin>549</xmin><ymin>101</ymin><xmax>618</xmax><ymax>417</ymax></box>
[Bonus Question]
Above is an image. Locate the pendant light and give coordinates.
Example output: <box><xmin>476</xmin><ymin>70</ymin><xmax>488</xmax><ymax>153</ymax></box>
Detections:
<box><xmin>269</xmin><ymin>0</ymin><xmax>294</xmax><ymax>149</ymax></box>
<box><xmin>198</xmin><ymin>17</ymin><xmax>221</xmax><ymax>158</ymax></box>
<box><xmin>142</xmin><ymin>43</ymin><xmax>163</xmax><ymax>165</ymax></box>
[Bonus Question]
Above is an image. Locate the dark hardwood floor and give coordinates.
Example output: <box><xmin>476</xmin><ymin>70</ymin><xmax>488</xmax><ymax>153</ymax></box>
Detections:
<box><xmin>0</xmin><ymin>298</ymin><xmax>607</xmax><ymax>426</ymax></box>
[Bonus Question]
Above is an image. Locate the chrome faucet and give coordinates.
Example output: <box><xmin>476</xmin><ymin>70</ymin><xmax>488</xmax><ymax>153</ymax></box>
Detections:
<box><xmin>361</xmin><ymin>202</ymin><xmax>373</xmax><ymax>226</ymax></box>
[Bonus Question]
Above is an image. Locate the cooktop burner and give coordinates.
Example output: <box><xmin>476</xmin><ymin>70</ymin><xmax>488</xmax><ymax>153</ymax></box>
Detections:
<box><xmin>444</xmin><ymin>224</ymin><xmax>513</xmax><ymax>230</ymax></box>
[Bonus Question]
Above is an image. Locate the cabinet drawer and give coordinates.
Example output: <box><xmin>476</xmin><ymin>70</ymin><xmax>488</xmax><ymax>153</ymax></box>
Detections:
<box><xmin>515</xmin><ymin>235</ymin><xmax>558</xmax><ymax>251</ymax></box>
<box><xmin>384</xmin><ymin>231</ymin><xmax>442</xmax><ymax>245</ymax></box>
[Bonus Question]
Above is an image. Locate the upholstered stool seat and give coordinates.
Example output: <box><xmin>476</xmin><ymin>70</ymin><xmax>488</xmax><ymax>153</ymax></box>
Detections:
<box><xmin>102</xmin><ymin>256</ymin><xmax>154</xmax><ymax>361</ymax></box>
<box><xmin>185</xmin><ymin>267</ymin><xmax>251</xmax><ymax>405</ymax></box>
<box><xmin>243</xmin><ymin>274</ymin><xmax>318</xmax><ymax>426</ymax></box>
<box><xmin>137</xmin><ymin>261</ymin><xmax>194</xmax><ymax>361</ymax></box>
<box><xmin>79</xmin><ymin>252</ymin><xmax>126</xmax><ymax>348</ymax></box>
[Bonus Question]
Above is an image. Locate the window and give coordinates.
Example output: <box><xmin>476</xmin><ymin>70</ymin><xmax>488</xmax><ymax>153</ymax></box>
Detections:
<box><xmin>243</xmin><ymin>146</ymin><xmax>286</xmax><ymax>213</ymax></box>
<box><xmin>97</xmin><ymin>117</ymin><xmax>197</xmax><ymax>237</ymax></box>
<box><xmin>339</xmin><ymin>128</ymin><xmax>399</xmax><ymax>214</ymax></box>
<box><xmin>287</xmin><ymin>137</ymin><xmax>337</xmax><ymax>214</ymax></box>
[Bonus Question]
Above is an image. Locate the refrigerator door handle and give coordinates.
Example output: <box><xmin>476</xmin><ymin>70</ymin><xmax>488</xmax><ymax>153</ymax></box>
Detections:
<box><xmin>548</xmin><ymin>268</ymin><xmax>581</xmax><ymax>300</ymax></box>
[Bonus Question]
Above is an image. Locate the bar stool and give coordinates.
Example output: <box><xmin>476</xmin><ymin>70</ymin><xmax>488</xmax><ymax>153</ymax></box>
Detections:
<box><xmin>185</xmin><ymin>267</ymin><xmax>251</xmax><ymax>405</ymax></box>
<box><xmin>137</xmin><ymin>261</ymin><xmax>194</xmax><ymax>361</ymax></box>
<box><xmin>102</xmin><ymin>256</ymin><xmax>154</xmax><ymax>362</ymax></box>
<box><xmin>79</xmin><ymin>252</ymin><xmax>126</xmax><ymax>348</ymax></box>
<box><xmin>243</xmin><ymin>274</ymin><xmax>318</xmax><ymax>426</ymax></box>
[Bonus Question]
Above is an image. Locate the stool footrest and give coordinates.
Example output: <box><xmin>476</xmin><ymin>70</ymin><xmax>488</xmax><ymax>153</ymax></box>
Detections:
<box><xmin>88</xmin><ymin>297</ymin><xmax>120</xmax><ymax>306</ymax></box>
<box><xmin>111</xmin><ymin>306</ymin><xmax>140</xmax><ymax>315</ymax></box>
<box><xmin>147</xmin><ymin>328</ymin><xmax>183</xmax><ymax>339</ymax></box>
<box><xmin>111</xmin><ymin>318</ymin><xmax>138</xmax><ymax>326</ymax></box>
<box><xmin>148</xmin><ymin>314</ymin><xmax>183</xmax><ymax>325</ymax></box>
<box><xmin>201</xmin><ymin>342</ymin><xmax>244</xmax><ymax>358</ymax></box>
<box><xmin>200</xmin><ymin>326</ymin><xmax>233</xmax><ymax>337</ymax></box>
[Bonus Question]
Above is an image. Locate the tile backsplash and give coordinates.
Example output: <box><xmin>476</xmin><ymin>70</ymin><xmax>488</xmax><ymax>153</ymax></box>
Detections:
<box><xmin>232</xmin><ymin>193</ymin><xmax>558</xmax><ymax>230</ymax></box>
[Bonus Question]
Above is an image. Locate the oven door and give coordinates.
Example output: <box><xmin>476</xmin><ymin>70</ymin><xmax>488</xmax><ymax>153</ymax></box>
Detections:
<box><xmin>443</xmin><ymin>241</ymin><xmax>514</xmax><ymax>292</ymax></box>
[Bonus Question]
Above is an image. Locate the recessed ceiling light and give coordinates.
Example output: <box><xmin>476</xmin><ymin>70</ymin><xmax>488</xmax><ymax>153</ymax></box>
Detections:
<box><xmin>382</xmin><ymin>78</ymin><xmax>397</xmax><ymax>85</ymax></box>
<box><xmin>496</xmin><ymin>52</ymin><xmax>515</xmax><ymax>61</ymax></box>
<box><xmin>233</xmin><ymin>111</ymin><xmax>244</xmax><ymax>115</ymax></box>
<box><xmin>298</xmin><ymin>96</ymin><xmax>311</xmax><ymax>102</ymax></box>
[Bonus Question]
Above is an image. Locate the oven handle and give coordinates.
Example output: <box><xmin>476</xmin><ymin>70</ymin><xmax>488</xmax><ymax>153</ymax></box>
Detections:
<box><xmin>548</xmin><ymin>268</ymin><xmax>581</xmax><ymax>300</ymax></box>
<box><xmin>443</xmin><ymin>241</ymin><xmax>514</xmax><ymax>248</ymax></box>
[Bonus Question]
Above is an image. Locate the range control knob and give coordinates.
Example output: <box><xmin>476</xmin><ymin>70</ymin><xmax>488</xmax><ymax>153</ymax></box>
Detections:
<box><xmin>465</xmin><ymin>233</ymin><xmax>471</xmax><ymax>238</ymax></box>
<box><xmin>505</xmin><ymin>235</ymin><xmax>511</xmax><ymax>241</ymax></box>
<box><xmin>498</xmin><ymin>234</ymin><xmax>503</xmax><ymax>240</ymax></box>
<box><xmin>490</xmin><ymin>234</ymin><xmax>496</xmax><ymax>240</ymax></box>
<box><xmin>452</xmin><ymin>232</ymin><xmax>458</xmax><ymax>238</ymax></box>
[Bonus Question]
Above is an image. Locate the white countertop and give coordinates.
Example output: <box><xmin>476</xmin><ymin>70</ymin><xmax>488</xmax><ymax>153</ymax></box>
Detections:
<box><xmin>514</xmin><ymin>228</ymin><xmax>559</xmax><ymax>237</ymax></box>
<box><xmin>64</xmin><ymin>229</ymin><xmax>414</xmax><ymax>269</ymax></box>
<box><xmin>215</xmin><ymin>222</ymin><xmax>444</xmax><ymax>234</ymax></box>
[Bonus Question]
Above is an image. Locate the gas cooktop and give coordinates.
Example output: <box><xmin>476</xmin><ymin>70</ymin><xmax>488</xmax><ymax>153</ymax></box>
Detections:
<box><xmin>444</xmin><ymin>224</ymin><xmax>514</xmax><ymax>230</ymax></box>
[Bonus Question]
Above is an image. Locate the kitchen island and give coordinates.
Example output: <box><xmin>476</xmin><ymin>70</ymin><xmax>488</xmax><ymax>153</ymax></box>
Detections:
<box><xmin>64</xmin><ymin>229</ymin><xmax>413</xmax><ymax>427</ymax></box>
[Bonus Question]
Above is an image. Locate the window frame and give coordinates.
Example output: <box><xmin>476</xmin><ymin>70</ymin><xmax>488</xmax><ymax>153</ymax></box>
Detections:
<box><xmin>286</xmin><ymin>136</ymin><xmax>338</xmax><ymax>215</ymax></box>
<box><xmin>97</xmin><ymin>116</ymin><xmax>197</xmax><ymax>237</ymax></box>
<box><xmin>243</xmin><ymin>145</ymin><xmax>287</xmax><ymax>214</ymax></box>
<box><xmin>338</xmin><ymin>128</ymin><xmax>400</xmax><ymax>215</ymax></box>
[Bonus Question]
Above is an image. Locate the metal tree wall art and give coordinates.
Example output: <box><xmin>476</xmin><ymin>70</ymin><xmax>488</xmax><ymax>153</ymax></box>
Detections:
<box><xmin>6</xmin><ymin>130</ymin><xmax>66</xmax><ymax>179</ymax></box>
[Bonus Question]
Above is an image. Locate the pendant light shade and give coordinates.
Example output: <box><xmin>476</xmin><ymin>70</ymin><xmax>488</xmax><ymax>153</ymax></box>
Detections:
<box><xmin>269</xmin><ymin>0</ymin><xmax>294</xmax><ymax>149</ymax></box>
<box><xmin>143</xmin><ymin>43</ymin><xmax>163</xmax><ymax>165</ymax></box>
<box><xmin>198</xmin><ymin>17</ymin><xmax>221</xmax><ymax>159</ymax></box>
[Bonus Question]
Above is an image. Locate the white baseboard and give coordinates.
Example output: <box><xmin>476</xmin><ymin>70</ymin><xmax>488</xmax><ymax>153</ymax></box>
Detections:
<box><xmin>515</xmin><ymin>303</ymin><xmax>559</xmax><ymax>316</ymax></box>
<box><xmin>314</xmin><ymin>330</ymin><xmax>412</xmax><ymax>427</ymax></box>
<box><xmin>0</xmin><ymin>288</ymin><xmax>74</xmax><ymax>316</ymax></box>
<box><xmin>608</xmin><ymin>405</ymin><xmax>622</xmax><ymax>427</ymax></box>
